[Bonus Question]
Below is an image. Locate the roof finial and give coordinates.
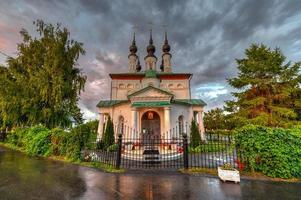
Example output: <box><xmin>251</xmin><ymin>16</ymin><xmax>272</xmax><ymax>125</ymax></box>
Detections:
<box><xmin>133</xmin><ymin>32</ymin><xmax>136</xmax><ymax>45</ymax></box>
<box><xmin>149</xmin><ymin>29</ymin><xmax>153</xmax><ymax>45</ymax></box>
<box><xmin>164</xmin><ymin>31</ymin><xmax>168</xmax><ymax>44</ymax></box>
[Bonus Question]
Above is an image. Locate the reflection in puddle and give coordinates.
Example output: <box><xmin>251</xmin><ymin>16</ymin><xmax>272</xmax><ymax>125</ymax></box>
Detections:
<box><xmin>1</xmin><ymin>147</ymin><xmax>300</xmax><ymax>200</ymax></box>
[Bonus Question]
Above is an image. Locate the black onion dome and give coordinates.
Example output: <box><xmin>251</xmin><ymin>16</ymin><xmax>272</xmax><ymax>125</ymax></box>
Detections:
<box><xmin>147</xmin><ymin>30</ymin><xmax>156</xmax><ymax>55</ymax></box>
<box><xmin>129</xmin><ymin>33</ymin><xmax>137</xmax><ymax>54</ymax></box>
<box><xmin>162</xmin><ymin>31</ymin><xmax>170</xmax><ymax>53</ymax></box>
<box><xmin>130</xmin><ymin>44</ymin><xmax>137</xmax><ymax>54</ymax></box>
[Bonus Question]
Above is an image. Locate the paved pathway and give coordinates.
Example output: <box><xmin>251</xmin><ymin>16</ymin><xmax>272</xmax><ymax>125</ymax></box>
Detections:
<box><xmin>0</xmin><ymin>147</ymin><xmax>300</xmax><ymax>200</ymax></box>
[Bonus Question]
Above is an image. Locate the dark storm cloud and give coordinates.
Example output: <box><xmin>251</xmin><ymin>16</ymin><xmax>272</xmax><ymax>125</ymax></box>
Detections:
<box><xmin>0</xmin><ymin>0</ymin><xmax>301</xmax><ymax>119</ymax></box>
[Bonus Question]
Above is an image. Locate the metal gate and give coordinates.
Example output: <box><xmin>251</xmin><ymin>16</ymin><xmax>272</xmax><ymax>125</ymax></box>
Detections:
<box><xmin>120</xmin><ymin>133</ymin><xmax>185</xmax><ymax>169</ymax></box>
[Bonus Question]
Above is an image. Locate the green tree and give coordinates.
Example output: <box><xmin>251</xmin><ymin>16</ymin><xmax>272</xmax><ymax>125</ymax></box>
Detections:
<box><xmin>190</xmin><ymin>119</ymin><xmax>201</xmax><ymax>148</ymax></box>
<box><xmin>0</xmin><ymin>20</ymin><xmax>86</xmax><ymax>129</ymax></box>
<box><xmin>204</xmin><ymin>108</ymin><xmax>226</xmax><ymax>130</ymax></box>
<box><xmin>102</xmin><ymin>116</ymin><xmax>115</xmax><ymax>148</ymax></box>
<box><xmin>225</xmin><ymin>44</ymin><xmax>301</xmax><ymax>128</ymax></box>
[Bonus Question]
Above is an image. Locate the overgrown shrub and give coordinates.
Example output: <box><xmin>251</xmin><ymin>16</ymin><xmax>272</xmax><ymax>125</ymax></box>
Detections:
<box><xmin>4</xmin><ymin>120</ymin><xmax>98</xmax><ymax>160</ymax></box>
<box><xmin>6</xmin><ymin>126</ymin><xmax>52</xmax><ymax>156</ymax></box>
<box><xmin>6</xmin><ymin>127</ymin><xmax>30</xmax><ymax>147</ymax></box>
<box><xmin>24</xmin><ymin>126</ymin><xmax>52</xmax><ymax>156</ymax></box>
<box><xmin>235</xmin><ymin>125</ymin><xmax>301</xmax><ymax>178</ymax></box>
<box><xmin>63</xmin><ymin>120</ymin><xmax>98</xmax><ymax>160</ymax></box>
<box><xmin>107</xmin><ymin>144</ymin><xmax>118</xmax><ymax>152</ymax></box>
<box><xmin>50</xmin><ymin>128</ymin><xmax>69</xmax><ymax>156</ymax></box>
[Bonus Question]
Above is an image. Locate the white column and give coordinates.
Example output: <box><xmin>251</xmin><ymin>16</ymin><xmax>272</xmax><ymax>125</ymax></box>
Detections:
<box><xmin>131</xmin><ymin>108</ymin><xmax>138</xmax><ymax>139</ymax></box>
<box><xmin>164</xmin><ymin>107</ymin><xmax>171</xmax><ymax>140</ymax></box>
<box><xmin>97</xmin><ymin>113</ymin><xmax>104</xmax><ymax>141</ymax></box>
<box><xmin>198</xmin><ymin>111</ymin><xmax>206</xmax><ymax>141</ymax></box>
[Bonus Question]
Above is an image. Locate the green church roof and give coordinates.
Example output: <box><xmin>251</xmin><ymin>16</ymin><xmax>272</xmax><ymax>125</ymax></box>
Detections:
<box><xmin>96</xmin><ymin>100</ymin><xmax>128</xmax><ymax>107</ymax></box>
<box><xmin>96</xmin><ymin>99</ymin><xmax>206</xmax><ymax>108</ymax></box>
<box><xmin>145</xmin><ymin>69</ymin><xmax>157</xmax><ymax>78</ymax></box>
<box><xmin>172</xmin><ymin>99</ymin><xmax>207</xmax><ymax>106</ymax></box>
<box><xmin>132</xmin><ymin>101</ymin><xmax>170</xmax><ymax>107</ymax></box>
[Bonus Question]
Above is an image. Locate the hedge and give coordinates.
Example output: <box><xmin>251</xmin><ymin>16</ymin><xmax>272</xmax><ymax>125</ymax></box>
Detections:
<box><xmin>5</xmin><ymin>120</ymin><xmax>98</xmax><ymax>161</ymax></box>
<box><xmin>235</xmin><ymin>125</ymin><xmax>301</xmax><ymax>178</ymax></box>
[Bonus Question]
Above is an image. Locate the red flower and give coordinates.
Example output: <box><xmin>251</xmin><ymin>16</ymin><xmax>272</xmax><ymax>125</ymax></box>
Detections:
<box><xmin>234</xmin><ymin>159</ymin><xmax>245</xmax><ymax>171</ymax></box>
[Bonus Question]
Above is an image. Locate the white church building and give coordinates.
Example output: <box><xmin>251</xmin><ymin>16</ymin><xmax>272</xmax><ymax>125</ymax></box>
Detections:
<box><xmin>97</xmin><ymin>31</ymin><xmax>206</xmax><ymax>141</ymax></box>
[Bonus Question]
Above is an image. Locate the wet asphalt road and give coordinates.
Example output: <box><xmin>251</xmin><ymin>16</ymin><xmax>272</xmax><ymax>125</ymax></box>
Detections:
<box><xmin>0</xmin><ymin>146</ymin><xmax>300</xmax><ymax>200</ymax></box>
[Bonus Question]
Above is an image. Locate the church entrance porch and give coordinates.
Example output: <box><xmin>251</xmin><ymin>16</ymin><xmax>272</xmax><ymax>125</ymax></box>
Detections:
<box><xmin>141</xmin><ymin>111</ymin><xmax>161</xmax><ymax>145</ymax></box>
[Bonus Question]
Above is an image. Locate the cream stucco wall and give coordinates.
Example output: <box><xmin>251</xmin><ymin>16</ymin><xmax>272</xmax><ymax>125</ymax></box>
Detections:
<box><xmin>160</xmin><ymin>79</ymin><xmax>190</xmax><ymax>99</ymax></box>
<box><xmin>111</xmin><ymin>76</ymin><xmax>190</xmax><ymax>100</ymax></box>
<box><xmin>111</xmin><ymin>80</ymin><xmax>141</xmax><ymax>100</ymax></box>
<box><xmin>99</xmin><ymin>103</ymin><xmax>196</xmax><ymax>139</ymax></box>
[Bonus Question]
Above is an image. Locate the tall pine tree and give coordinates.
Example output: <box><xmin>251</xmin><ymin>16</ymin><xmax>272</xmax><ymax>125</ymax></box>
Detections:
<box><xmin>190</xmin><ymin>119</ymin><xmax>201</xmax><ymax>147</ymax></box>
<box><xmin>225</xmin><ymin>44</ymin><xmax>301</xmax><ymax>127</ymax></box>
<box><xmin>102</xmin><ymin>116</ymin><xmax>115</xmax><ymax>148</ymax></box>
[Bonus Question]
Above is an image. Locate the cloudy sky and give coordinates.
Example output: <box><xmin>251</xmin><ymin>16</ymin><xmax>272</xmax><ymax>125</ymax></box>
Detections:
<box><xmin>1</xmin><ymin>0</ymin><xmax>301</xmax><ymax>120</ymax></box>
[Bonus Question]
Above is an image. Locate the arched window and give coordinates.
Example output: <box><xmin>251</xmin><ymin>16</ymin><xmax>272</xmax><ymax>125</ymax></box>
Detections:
<box><xmin>119</xmin><ymin>83</ymin><xmax>125</xmax><ymax>89</ymax></box>
<box><xmin>127</xmin><ymin>84</ymin><xmax>133</xmax><ymax>89</ymax></box>
<box><xmin>118</xmin><ymin>116</ymin><xmax>124</xmax><ymax>134</ymax></box>
<box><xmin>177</xmin><ymin>83</ymin><xmax>184</xmax><ymax>88</ymax></box>
<box><xmin>168</xmin><ymin>83</ymin><xmax>173</xmax><ymax>88</ymax></box>
<box><xmin>178</xmin><ymin>115</ymin><xmax>184</xmax><ymax>134</ymax></box>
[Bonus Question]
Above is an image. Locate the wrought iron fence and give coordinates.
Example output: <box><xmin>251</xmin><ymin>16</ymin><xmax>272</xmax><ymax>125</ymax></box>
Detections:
<box><xmin>82</xmin><ymin>126</ymin><xmax>238</xmax><ymax>170</ymax></box>
<box><xmin>188</xmin><ymin>134</ymin><xmax>237</xmax><ymax>169</ymax></box>
<box><xmin>81</xmin><ymin>149</ymin><xmax>117</xmax><ymax>166</ymax></box>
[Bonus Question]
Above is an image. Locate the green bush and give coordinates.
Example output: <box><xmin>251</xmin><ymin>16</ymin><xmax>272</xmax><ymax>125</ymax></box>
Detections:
<box><xmin>235</xmin><ymin>125</ymin><xmax>301</xmax><ymax>178</ymax></box>
<box><xmin>96</xmin><ymin>140</ymin><xmax>105</xmax><ymax>150</ymax></box>
<box><xmin>4</xmin><ymin>120</ymin><xmax>99</xmax><ymax>160</ymax></box>
<box><xmin>50</xmin><ymin>128</ymin><xmax>69</xmax><ymax>156</ymax></box>
<box><xmin>63</xmin><ymin>120</ymin><xmax>98</xmax><ymax>160</ymax></box>
<box><xmin>24</xmin><ymin>126</ymin><xmax>52</xmax><ymax>156</ymax></box>
<box><xmin>6</xmin><ymin>126</ymin><xmax>52</xmax><ymax>156</ymax></box>
<box><xmin>189</xmin><ymin>142</ymin><xmax>227</xmax><ymax>153</ymax></box>
<box><xmin>107</xmin><ymin>144</ymin><xmax>118</xmax><ymax>152</ymax></box>
<box><xmin>6</xmin><ymin>127</ymin><xmax>30</xmax><ymax>147</ymax></box>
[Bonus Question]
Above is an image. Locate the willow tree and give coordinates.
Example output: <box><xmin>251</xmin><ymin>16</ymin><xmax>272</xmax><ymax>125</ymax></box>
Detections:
<box><xmin>225</xmin><ymin>44</ymin><xmax>301</xmax><ymax>128</ymax></box>
<box><xmin>0</xmin><ymin>20</ymin><xmax>86</xmax><ymax>129</ymax></box>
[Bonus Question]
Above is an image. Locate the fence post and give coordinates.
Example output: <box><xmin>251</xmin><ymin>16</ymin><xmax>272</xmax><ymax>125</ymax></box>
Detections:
<box><xmin>116</xmin><ymin>134</ymin><xmax>122</xmax><ymax>169</ymax></box>
<box><xmin>183</xmin><ymin>134</ymin><xmax>189</xmax><ymax>169</ymax></box>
